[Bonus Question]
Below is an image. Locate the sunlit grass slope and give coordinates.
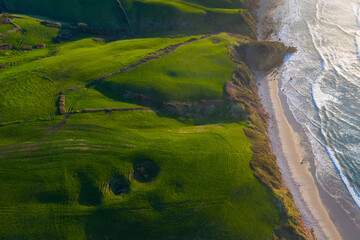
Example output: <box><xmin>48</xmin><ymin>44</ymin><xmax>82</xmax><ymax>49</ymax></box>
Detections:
<box><xmin>0</xmin><ymin>35</ymin><xmax>196</xmax><ymax>123</ymax></box>
<box><xmin>2</xmin><ymin>15</ymin><xmax>59</xmax><ymax>49</ymax></box>
<box><xmin>66</xmin><ymin>88</ymin><xmax>142</xmax><ymax>111</ymax></box>
<box><xmin>0</xmin><ymin>111</ymin><xmax>279</xmax><ymax>239</ymax></box>
<box><xmin>0</xmin><ymin>23</ymin><xmax>12</xmax><ymax>33</ymax></box>
<box><xmin>0</xmin><ymin>14</ymin><xmax>283</xmax><ymax>239</ymax></box>
<box><xmin>99</xmin><ymin>37</ymin><xmax>236</xmax><ymax>102</ymax></box>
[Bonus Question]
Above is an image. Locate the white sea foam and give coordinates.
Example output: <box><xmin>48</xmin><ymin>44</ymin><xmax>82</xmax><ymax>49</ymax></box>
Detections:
<box><xmin>355</xmin><ymin>5</ymin><xmax>360</xmax><ymax>27</ymax></box>
<box><xmin>356</xmin><ymin>35</ymin><xmax>360</xmax><ymax>59</ymax></box>
<box><xmin>277</xmin><ymin>0</ymin><xmax>360</xmax><ymax>216</ymax></box>
<box><xmin>325</xmin><ymin>147</ymin><xmax>360</xmax><ymax>208</ymax></box>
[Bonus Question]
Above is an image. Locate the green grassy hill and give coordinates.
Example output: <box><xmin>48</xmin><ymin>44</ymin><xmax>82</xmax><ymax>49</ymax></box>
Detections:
<box><xmin>0</xmin><ymin>2</ymin><xmax>315</xmax><ymax>239</ymax></box>
<box><xmin>0</xmin><ymin>32</ymin><xmax>281</xmax><ymax>239</ymax></box>
<box><xmin>1</xmin><ymin>0</ymin><xmax>256</xmax><ymax>35</ymax></box>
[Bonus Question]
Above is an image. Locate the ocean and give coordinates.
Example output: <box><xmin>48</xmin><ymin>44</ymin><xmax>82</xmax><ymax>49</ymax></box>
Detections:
<box><xmin>261</xmin><ymin>0</ymin><xmax>360</xmax><ymax>230</ymax></box>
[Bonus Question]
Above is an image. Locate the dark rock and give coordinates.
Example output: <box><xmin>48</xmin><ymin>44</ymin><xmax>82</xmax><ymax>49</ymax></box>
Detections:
<box><xmin>41</xmin><ymin>20</ymin><xmax>62</xmax><ymax>28</ymax></box>
<box><xmin>0</xmin><ymin>43</ymin><xmax>12</xmax><ymax>50</ymax></box>
<box><xmin>77</xmin><ymin>22</ymin><xmax>88</xmax><ymax>28</ymax></box>
<box><xmin>56</xmin><ymin>33</ymin><xmax>73</xmax><ymax>42</ymax></box>
<box><xmin>35</xmin><ymin>43</ymin><xmax>46</xmax><ymax>49</ymax></box>
<box><xmin>58</xmin><ymin>95</ymin><xmax>66</xmax><ymax>115</ymax></box>
<box><xmin>93</xmin><ymin>38</ymin><xmax>104</xmax><ymax>43</ymax></box>
<box><xmin>236</xmin><ymin>41</ymin><xmax>288</xmax><ymax>71</ymax></box>
<box><xmin>20</xmin><ymin>45</ymin><xmax>32</xmax><ymax>51</ymax></box>
<box><xmin>286</xmin><ymin>46</ymin><xmax>297</xmax><ymax>54</ymax></box>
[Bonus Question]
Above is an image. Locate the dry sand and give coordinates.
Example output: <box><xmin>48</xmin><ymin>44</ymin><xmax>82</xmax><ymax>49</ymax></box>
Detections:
<box><xmin>258</xmin><ymin>72</ymin><xmax>342</xmax><ymax>239</ymax></box>
<box><xmin>257</xmin><ymin>1</ymin><xmax>360</xmax><ymax>239</ymax></box>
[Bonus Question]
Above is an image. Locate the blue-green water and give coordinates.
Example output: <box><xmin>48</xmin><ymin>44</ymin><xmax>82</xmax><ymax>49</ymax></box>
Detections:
<box><xmin>265</xmin><ymin>0</ymin><xmax>360</xmax><ymax>230</ymax></box>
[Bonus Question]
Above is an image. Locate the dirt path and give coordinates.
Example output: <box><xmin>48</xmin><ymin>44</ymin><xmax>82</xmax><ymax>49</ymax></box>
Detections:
<box><xmin>50</xmin><ymin>36</ymin><xmax>205</xmax><ymax>134</ymax></box>
<box><xmin>89</xmin><ymin>36</ymin><xmax>205</xmax><ymax>86</ymax></box>
<box><xmin>1</xmin><ymin>18</ymin><xmax>20</xmax><ymax>36</ymax></box>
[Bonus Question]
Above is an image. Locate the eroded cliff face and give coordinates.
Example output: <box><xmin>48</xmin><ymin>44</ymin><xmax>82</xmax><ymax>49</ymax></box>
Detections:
<box><xmin>234</xmin><ymin>41</ymin><xmax>295</xmax><ymax>71</ymax></box>
<box><xmin>225</xmin><ymin>38</ymin><xmax>316</xmax><ymax>240</ymax></box>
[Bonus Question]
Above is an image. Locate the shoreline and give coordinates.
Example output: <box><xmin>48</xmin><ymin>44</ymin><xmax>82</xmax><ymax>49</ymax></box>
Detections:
<box><xmin>257</xmin><ymin>72</ymin><xmax>339</xmax><ymax>239</ymax></box>
<box><xmin>257</xmin><ymin>71</ymin><xmax>360</xmax><ymax>240</ymax></box>
<box><xmin>256</xmin><ymin>0</ymin><xmax>360</xmax><ymax>239</ymax></box>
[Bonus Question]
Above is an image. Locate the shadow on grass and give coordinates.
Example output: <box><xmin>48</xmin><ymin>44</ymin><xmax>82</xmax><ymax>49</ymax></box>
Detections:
<box><xmin>132</xmin><ymin>153</ymin><xmax>160</xmax><ymax>183</ymax></box>
<box><xmin>92</xmin><ymin>81</ymin><xmax>247</xmax><ymax>126</ymax></box>
<box><xmin>77</xmin><ymin>172</ymin><xmax>102</xmax><ymax>206</ymax></box>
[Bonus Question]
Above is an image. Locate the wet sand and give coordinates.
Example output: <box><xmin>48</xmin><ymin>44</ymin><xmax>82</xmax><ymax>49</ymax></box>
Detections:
<box><xmin>258</xmin><ymin>72</ymin><xmax>341</xmax><ymax>239</ymax></box>
<box><xmin>257</xmin><ymin>0</ymin><xmax>360</xmax><ymax>239</ymax></box>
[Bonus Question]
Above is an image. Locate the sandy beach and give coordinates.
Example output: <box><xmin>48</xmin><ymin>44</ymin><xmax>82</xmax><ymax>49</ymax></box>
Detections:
<box><xmin>258</xmin><ymin>72</ymin><xmax>340</xmax><ymax>239</ymax></box>
<box><xmin>256</xmin><ymin>0</ymin><xmax>360</xmax><ymax>239</ymax></box>
<box><xmin>257</xmin><ymin>71</ymin><xmax>360</xmax><ymax>240</ymax></box>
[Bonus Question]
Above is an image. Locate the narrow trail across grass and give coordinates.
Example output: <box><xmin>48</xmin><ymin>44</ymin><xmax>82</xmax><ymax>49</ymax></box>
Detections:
<box><xmin>50</xmin><ymin>36</ymin><xmax>207</xmax><ymax>134</ymax></box>
<box><xmin>0</xmin><ymin>17</ymin><xmax>20</xmax><ymax>39</ymax></box>
<box><xmin>89</xmin><ymin>36</ymin><xmax>206</xmax><ymax>85</ymax></box>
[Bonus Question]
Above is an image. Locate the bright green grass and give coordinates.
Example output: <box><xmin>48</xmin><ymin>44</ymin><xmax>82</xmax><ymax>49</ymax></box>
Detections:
<box><xmin>98</xmin><ymin>37</ymin><xmax>236</xmax><ymax>102</ymax></box>
<box><xmin>0</xmin><ymin>24</ymin><xmax>13</xmax><ymax>34</ymax></box>
<box><xmin>0</xmin><ymin>36</ymin><xmax>197</xmax><ymax>123</ymax></box>
<box><xmin>0</xmin><ymin>110</ymin><xmax>280</xmax><ymax>239</ymax></box>
<box><xmin>182</xmin><ymin>0</ymin><xmax>245</xmax><ymax>8</ymax></box>
<box><xmin>2</xmin><ymin>16</ymin><xmax>59</xmax><ymax>49</ymax></box>
<box><xmin>66</xmin><ymin>88</ymin><xmax>142</xmax><ymax>111</ymax></box>
<box><xmin>0</xmin><ymin>11</ymin><xmax>282</xmax><ymax>238</ymax></box>
<box><xmin>0</xmin><ymin>47</ymin><xmax>51</xmax><ymax>66</ymax></box>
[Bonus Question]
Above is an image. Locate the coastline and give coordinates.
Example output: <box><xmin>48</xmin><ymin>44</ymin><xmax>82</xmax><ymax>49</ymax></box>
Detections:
<box><xmin>256</xmin><ymin>0</ymin><xmax>360</xmax><ymax>239</ymax></box>
<box><xmin>257</xmin><ymin>72</ymin><xmax>339</xmax><ymax>239</ymax></box>
<box><xmin>257</xmin><ymin>71</ymin><xmax>360</xmax><ymax>240</ymax></box>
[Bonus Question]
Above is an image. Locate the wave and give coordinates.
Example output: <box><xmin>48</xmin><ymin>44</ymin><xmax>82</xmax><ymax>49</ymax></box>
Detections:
<box><xmin>356</xmin><ymin>36</ymin><xmax>360</xmax><ymax>59</ymax></box>
<box><xmin>355</xmin><ymin>5</ymin><xmax>360</xmax><ymax>27</ymax></box>
<box><xmin>325</xmin><ymin>147</ymin><xmax>360</xmax><ymax>208</ymax></box>
<box><xmin>278</xmin><ymin>0</ymin><xmax>360</xmax><ymax>214</ymax></box>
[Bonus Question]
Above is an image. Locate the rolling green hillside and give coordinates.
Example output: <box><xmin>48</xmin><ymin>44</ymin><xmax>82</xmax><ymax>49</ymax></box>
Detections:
<box><xmin>1</xmin><ymin>0</ymin><xmax>256</xmax><ymax>35</ymax></box>
<box><xmin>0</xmin><ymin>2</ymin><xmax>315</xmax><ymax>239</ymax></box>
<box><xmin>0</xmin><ymin>32</ymin><xmax>281</xmax><ymax>239</ymax></box>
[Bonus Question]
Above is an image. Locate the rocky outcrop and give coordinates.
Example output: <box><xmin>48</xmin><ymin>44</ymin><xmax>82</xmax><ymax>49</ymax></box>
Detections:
<box><xmin>58</xmin><ymin>95</ymin><xmax>66</xmax><ymax>115</ymax></box>
<box><xmin>35</xmin><ymin>43</ymin><xmax>46</xmax><ymax>49</ymax></box>
<box><xmin>235</xmin><ymin>41</ymin><xmax>290</xmax><ymax>71</ymax></box>
<box><xmin>117</xmin><ymin>91</ymin><xmax>247</xmax><ymax>123</ymax></box>
<box><xmin>0</xmin><ymin>42</ymin><xmax>11</xmax><ymax>50</ymax></box>
<box><xmin>20</xmin><ymin>45</ymin><xmax>32</xmax><ymax>51</ymax></box>
<box><xmin>40</xmin><ymin>20</ymin><xmax>62</xmax><ymax>28</ymax></box>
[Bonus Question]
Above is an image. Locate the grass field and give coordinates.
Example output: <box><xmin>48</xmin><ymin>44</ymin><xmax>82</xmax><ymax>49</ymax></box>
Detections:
<box><xmin>0</xmin><ymin>110</ymin><xmax>280</xmax><ymax>239</ymax></box>
<box><xmin>0</xmin><ymin>34</ymin><xmax>197</xmax><ymax>123</ymax></box>
<box><xmin>0</xmin><ymin>23</ymin><xmax>13</xmax><ymax>33</ymax></box>
<box><xmin>98</xmin><ymin>37</ymin><xmax>236</xmax><ymax>102</ymax></box>
<box><xmin>0</xmin><ymin>8</ymin><xmax>303</xmax><ymax>240</ymax></box>
<box><xmin>2</xmin><ymin>15</ymin><xmax>60</xmax><ymax>49</ymax></box>
<box><xmin>65</xmin><ymin>88</ymin><xmax>142</xmax><ymax>111</ymax></box>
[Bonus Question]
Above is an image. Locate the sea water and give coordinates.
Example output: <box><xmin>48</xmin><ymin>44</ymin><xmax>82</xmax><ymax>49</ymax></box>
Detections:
<box><xmin>266</xmin><ymin>0</ymin><xmax>360</xmax><ymax>226</ymax></box>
